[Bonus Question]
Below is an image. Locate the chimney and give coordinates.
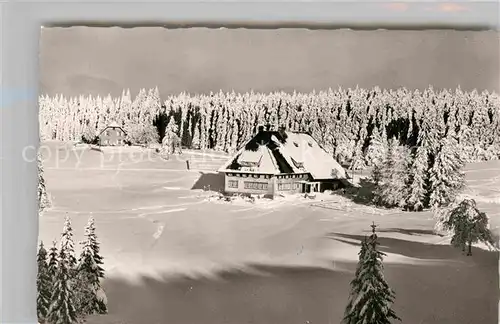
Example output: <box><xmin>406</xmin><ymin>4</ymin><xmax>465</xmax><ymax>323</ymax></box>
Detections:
<box><xmin>278</xmin><ymin>125</ymin><xmax>288</xmax><ymax>140</ymax></box>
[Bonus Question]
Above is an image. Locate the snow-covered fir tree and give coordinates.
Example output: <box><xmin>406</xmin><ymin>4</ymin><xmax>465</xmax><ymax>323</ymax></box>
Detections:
<box><xmin>374</xmin><ymin>138</ymin><xmax>410</xmax><ymax>208</ymax></box>
<box><xmin>74</xmin><ymin>216</ymin><xmax>107</xmax><ymax>316</ymax></box>
<box><xmin>126</xmin><ymin>123</ymin><xmax>159</xmax><ymax>146</ymax></box>
<box><xmin>47</xmin><ymin>240</ymin><xmax>59</xmax><ymax>280</ymax></box>
<box><xmin>191</xmin><ymin>124</ymin><xmax>201</xmax><ymax>149</ymax></box>
<box><xmin>349</xmin><ymin>141</ymin><xmax>366</xmax><ymax>173</ymax></box>
<box><xmin>80</xmin><ymin>124</ymin><xmax>97</xmax><ymax>144</ymax></box>
<box><xmin>84</xmin><ymin>215</ymin><xmax>105</xmax><ymax>279</ymax></box>
<box><xmin>343</xmin><ymin>223</ymin><xmax>401</xmax><ymax>324</ymax></box>
<box><xmin>428</xmin><ymin>134</ymin><xmax>466</xmax><ymax>209</ymax></box>
<box><xmin>381</xmin><ymin>143</ymin><xmax>412</xmax><ymax>208</ymax></box>
<box><xmin>372</xmin><ymin>138</ymin><xmax>395</xmax><ymax>205</ymax></box>
<box><xmin>368</xmin><ymin>130</ymin><xmax>389</xmax><ymax>190</ymax></box>
<box><xmin>406</xmin><ymin>145</ymin><xmax>430</xmax><ymax>211</ymax></box>
<box><xmin>38</xmin><ymin>152</ymin><xmax>51</xmax><ymax>215</ymax></box>
<box><xmin>46</xmin><ymin>239</ymin><xmax>78</xmax><ymax>324</ymax></box>
<box><xmin>365</xmin><ymin>126</ymin><xmax>386</xmax><ymax>167</ymax></box>
<box><xmin>437</xmin><ymin>198</ymin><xmax>497</xmax><ymax>256</ymax></box>
<box><xmin>165</xmin><ymin>116</ymin><xmax>179</xmax><ymax>140</ymax></box>
<box><xmin>60</xmin><ymin>215</ymin><xmax>77</xmax><ymax>273</ymax></box>
<box><xmin>37</xmin><ymin>241</ymin><xmax>52</xmax><ymax>323</ymax></box>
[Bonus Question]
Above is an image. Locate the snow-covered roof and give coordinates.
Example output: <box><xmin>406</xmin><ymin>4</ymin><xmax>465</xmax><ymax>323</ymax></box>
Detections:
<box><xmin>238</xmin><ymin>148</ymin><xmax>263</xmax><ymax>165</ymax></box>
<box><xmin>219</xmin><ymin>128</ymin><xmax>347</xmax><ymax>180</ymax></box>
<box><xmin>288</xmin><ymin>132</ymin><xmax>347</xmax><ymax>180</ymax></box>
<box><xmin>107</xmin><ymin>120</ymin><xmax>120</xmax><ymax>128</ymax></box>
<box><xmin>96</xmin><ymin>121</ymin><xmax>127</xmax><ymax>138</ymax></box>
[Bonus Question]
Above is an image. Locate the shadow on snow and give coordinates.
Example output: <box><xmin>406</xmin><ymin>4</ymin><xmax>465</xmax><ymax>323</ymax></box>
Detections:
<box><xmin>89</xmin><ymin>234</ymin><xmax>498</xmax><ymax>324</ymax></box>
<box><xmin>190</xmin><ymin>172</ymin><xmax>225</xmax><ymax>192</ymax></box>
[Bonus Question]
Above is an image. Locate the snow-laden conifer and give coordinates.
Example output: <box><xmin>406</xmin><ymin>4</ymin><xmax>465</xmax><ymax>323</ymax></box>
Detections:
<box><xmin>376</xmin><ymin>139</ymin><xmax>410</xmax><ymax>208</ymax></box>
<box><xmin>343</xmin><ymin>223</ymin><xmax>401</xmax><ymax>324</ymax></box>
<box><xmin>37</xmin><ymin>241</ymin><xmax>52</xmax><ymax>323</ymax></box>
<box><xmin>406</xmin><ymin>145</ymin><xmax>429</xmax><ymax>211</ymax></box>
<box><xmin>47</xmin><ymin>240</ymin><xmax>59</xmax><ymax>280</ymax></box>
<box><xmin>437</xmin><ymin>198</ymin><xmax>497</xmax><ymax>255</ymax></box>
<box><xmin>38</xmin><ymin>152</ymin><xmax>51</xmax><ymax>215</ymax></box>
<box><xmin>74</xmin><ymin>216</ymin><xmax>107</xmax><ymax>316</ymax></box>
<box><xmin>428</xmin><ymin>135</ymin><xmax>466</xmax><ymax>209</ymax></box>
<box><xmin>84</xmin><ymin>215</ymin><xmax>105</xmax><ymax>279</ymax></box>
<box><xmin>46</xmin><ymin>239</ymin><xmax>78</xmax><ymax>324</ymax></box>
<box><xmin>60</xmin><ymin>216</ymin><xmax>77</xmax><ymax>274</ymax></box>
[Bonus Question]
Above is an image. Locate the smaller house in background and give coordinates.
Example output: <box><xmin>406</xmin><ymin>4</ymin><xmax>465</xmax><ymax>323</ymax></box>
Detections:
<box><xmin>97</xmin><ymin>121</ymin><xmax>127</xmax><ymax>146</ymax></box>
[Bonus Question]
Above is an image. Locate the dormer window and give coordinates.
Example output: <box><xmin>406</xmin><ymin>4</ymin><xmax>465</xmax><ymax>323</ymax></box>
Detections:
<box><xmin>293</xmin><ymin>142</ymin><xmax>299</xmax><ymax>147</ymax></box>
<box><xmin>308</xmin><ymin>142</ymin><xmax>313</xmax><ymax>148</ymax></box>
<box><xmin>291</xmin><ymin>157</ymin><xmax>304</xmax><ymax>169</ymax></box>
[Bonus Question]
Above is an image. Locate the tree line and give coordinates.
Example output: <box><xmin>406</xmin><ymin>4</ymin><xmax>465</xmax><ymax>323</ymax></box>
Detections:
<box><xmin>39</xmin><ymin>86</ymin><xmax>500</xmax><ymax>168</ymax></box>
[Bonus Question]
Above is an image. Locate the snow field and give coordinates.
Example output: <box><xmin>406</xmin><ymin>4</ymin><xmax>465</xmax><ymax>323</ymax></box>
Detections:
<box><xmin>39</xmin><ymin>142</ymin><xmax>499</xmax><ymax>324</ymax></box>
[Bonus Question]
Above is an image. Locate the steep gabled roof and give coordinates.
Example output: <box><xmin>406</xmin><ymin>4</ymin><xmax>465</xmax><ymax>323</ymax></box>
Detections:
<box><xmin>284</xmin><ymin>132</ymin><xmax>347</xmax><ymax>180</ymax></box>
<box><xmin>96</xmin><ymin>122</ymin><xmax>127</xmax><ymax>138</ymax></box>
<box><xmin>219</xmin><ymin>128</ymin><xmax>347</xmax><ymax>180</ymax></box>
<box><xmin>107</xmin><ymin>120</ymin><xmax>120</xmax><ymax>128</ymax></box>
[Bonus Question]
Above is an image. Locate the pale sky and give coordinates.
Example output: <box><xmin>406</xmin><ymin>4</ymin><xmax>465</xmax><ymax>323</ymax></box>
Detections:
<box><xmin>39</xmin><ymin>27</ymin><xmax>500</xmax><ymax>97</ymax></box>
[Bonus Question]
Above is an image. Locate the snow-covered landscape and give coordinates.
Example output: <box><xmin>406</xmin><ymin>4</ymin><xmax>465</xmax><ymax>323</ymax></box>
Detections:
<box><xmin>37</xmin><ymin>140</ymin><xmax>499</xmax><ymax>324</ymax></box>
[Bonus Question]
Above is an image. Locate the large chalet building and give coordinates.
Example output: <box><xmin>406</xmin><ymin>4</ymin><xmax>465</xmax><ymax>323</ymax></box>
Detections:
<box><xmin>218</xmin><ymin>126</ymin><xmax>350</xmax><ymax>197</ymax></box>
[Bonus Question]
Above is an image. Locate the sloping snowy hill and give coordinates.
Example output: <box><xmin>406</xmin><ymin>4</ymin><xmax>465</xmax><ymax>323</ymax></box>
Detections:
<box><xmin>39</xmin><ymin>142</ymin><xmax>499</xmax><ymax>324</ymax></box>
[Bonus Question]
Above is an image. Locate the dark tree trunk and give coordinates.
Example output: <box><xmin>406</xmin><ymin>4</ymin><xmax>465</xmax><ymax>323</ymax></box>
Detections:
<box><xmin>467</xmin><ymin>240</ymin><xmax>472</xmax><ymax>256</ymax></box>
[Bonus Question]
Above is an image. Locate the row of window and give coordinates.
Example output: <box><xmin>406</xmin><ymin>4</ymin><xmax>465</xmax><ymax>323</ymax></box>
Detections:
<box><xmin>277</xmin><ymin>182</ymin><xmax>301</xmax><ymax>191</ymax></box>
<box><xmin>227</xmin><ymin>173</ymin><xmax>273</xmax><ymax>179</ymax></box>
<box><xmin>226</xmin><ymin>173</ymin><xmax>308</xmax><ymax>180</ymax></box>
<box><xmin>228</xmin><ymin>180</ymin><xmax>303</xmax><ymax>191</ymax></box>
<box><xmin>101</xmin><ymin>139</ymin><xmax>124</xmax><ymax>145</ymax></box>
<box><xmin>227</xmin><ymin>180</ymin><xmax>269</xmax><ymax>191</ymax></box>
<box><xmin>245</xmin><ymin>182</ymin><xmax>268</xmax><ymax>190</ymax></box>
<box><xmin>277</xmin><ymin>174</ymin><xmax>307</xmax><ymax>180</ymax></box>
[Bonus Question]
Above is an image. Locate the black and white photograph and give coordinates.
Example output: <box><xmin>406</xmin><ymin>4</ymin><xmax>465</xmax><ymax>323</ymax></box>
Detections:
<box><xmin>36</xmin><ymin>24</ymin><xmax>499</xmax><ymax>324</ymax></box>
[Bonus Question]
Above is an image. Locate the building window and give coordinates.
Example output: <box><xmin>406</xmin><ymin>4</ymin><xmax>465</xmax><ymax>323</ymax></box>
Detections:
<box><xmin>244</xmin><ymin>181</ymin><xmax>268</xmax><ymax>190</ymax></box>
<box><xmin>228</xmin><ymin>180</ymin><xmax>238</xmax><ymax>188</ymax></box>
<box><xmin>278</xmin><ymin>182</ymin><xmax>292</xmax><ymax>191</ymax></box>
